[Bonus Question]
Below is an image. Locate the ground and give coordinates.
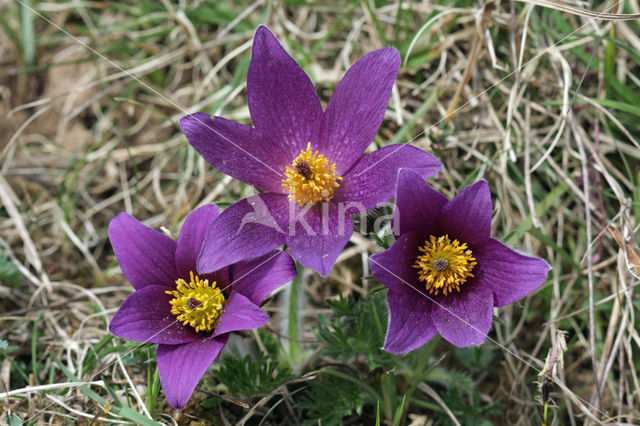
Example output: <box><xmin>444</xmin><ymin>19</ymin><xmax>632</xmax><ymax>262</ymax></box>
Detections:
<box><xmin>1</xmin><ymin>0</ymin><xmax>639</xmax><ymax>424</ymax></box>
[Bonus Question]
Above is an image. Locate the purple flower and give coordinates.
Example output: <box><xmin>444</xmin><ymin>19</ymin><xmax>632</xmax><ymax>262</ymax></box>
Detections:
<box><xmin>369</xmin><ymin>170</ymin><xmax>550</xmax><ymax>352</ymax></box>
<box><xmin>179</xmin><ymin>26</ymin><xmax>441</xmax><ymax>276</ymax></box>
<box><xmin>108</xmin><ymin>205</ymin><xmax>296</xmax><ymax>409</ymax></box>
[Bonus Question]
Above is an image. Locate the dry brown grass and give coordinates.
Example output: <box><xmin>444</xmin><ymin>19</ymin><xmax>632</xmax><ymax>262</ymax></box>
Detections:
<box><xmin>1</xmin><ymin>0</ymin><xmax>639</xmax><ymax>424</ymax></box>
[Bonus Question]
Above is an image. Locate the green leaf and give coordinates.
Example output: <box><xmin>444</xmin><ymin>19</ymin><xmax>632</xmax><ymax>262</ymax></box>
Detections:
<box><xmin>6</xmin><ymin>414</ymin><xmax>23</xmax><ymax>426</ymax></box>
<box><xmin>315</xmin><ymin>294</ymin><xmax>394</xmax><ymax>370</ymax></box>
<box><xmin>19</xmin><ymin>0</ymin><xmax>35</xmax><ymax>68</ymax></box>
<box><xmin>546</xmin><ymin>97</ymin><xmax>640</xmax><ymax>117</ymax></box>
<box><xmin>454</xmin><ymin>345</ymin><xmax>495</xmax><ymax>372</ymax></box>
<box><xmin>287</xmin><ymin>263</ymin><xmax>303</xmax><ymax>360</ymax></box>
<box><xmin>52</xmin><ymin>354</ymin><xmax>160</xmax><ymax>425</ymax></box>
<box><xmin>146</xmin><ymin>364</ymin><xmax>161</xmax><ymax>416</ymax></box>
<box><xmin>0</xmin><ymin>255</ymin><xmax>22</xmax><ymax>286</ymax></box>
<box><xmin>388</xmin><ymin>90</ymin><xmax>438</xmax><ymax>145</ymax></box>
<box><xmin>393</xmin><ymin>394</ymin><xmax>407</xmax><ymax>426</ymax></box>
<box><xmin>299</xmin><ymin>376</ymin><xmax>364</xmax><ymax>425</ymax></box>
<box><xmin>607</xmin><ymin>76</ymin><xmax>640</xmax><ymax>108</ymax></box>
<box><xmin>603</xmin><ymin>28</ymin><xmax>615</xmax><ymax>92</ymax></box>
<box><xmin>503</xmin><ymin>182</ymin><xmax>568</xmax><ymax>245</ymax></box>
<box><xmin>216</xmin><ymin>353</ymin><xmax>294</xmax><ymax>398</ymax></box>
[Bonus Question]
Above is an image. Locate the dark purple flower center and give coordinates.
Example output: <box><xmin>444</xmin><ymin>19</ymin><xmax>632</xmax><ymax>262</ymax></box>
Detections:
<box><xmin>295</xmin><ymin>160</ymin><xmax>313</xmax><ymax>179</ymax></box>
<box><xmin>433</xmin><ymin>258</ymin><xmax>449</xmax><ymax>271</ymax></box>
<box><xmin>187</xmin><ymin>298</ymin><xmax>202</xmax><ymax>310</ymax></box>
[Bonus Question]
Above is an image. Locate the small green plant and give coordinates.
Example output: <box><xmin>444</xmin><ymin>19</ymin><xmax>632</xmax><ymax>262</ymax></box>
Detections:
<box><xmin>316</xmin><ymin>293</ymin><xmax>394</xmax><ymax>370</ymax></box>
<box><xmin>299</xmin><ymin>376</ymin><xmax>364</xmax><ymax>425</ymax></box>
<box><xmin>216</xmin><ymin>353</ymin><xmax>294</xmax><ymax>398</ymax></box>
<box><xmin>0</xmin><ymin>255</ymin><xmax>22</xmax><ymax>286</ymax></box>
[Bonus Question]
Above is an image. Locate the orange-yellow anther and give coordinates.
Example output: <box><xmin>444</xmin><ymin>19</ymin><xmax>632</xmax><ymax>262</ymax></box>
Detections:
<box><xmin>413</xmin><ymin>235</ymin><xmax>477</xmax><ymax>295</ymax></box>
<box><xmin>165</xmin><ymin>272</ymin><xmax>226</xmax><ymax>332</ymax></box>
<box><xmin>282</xmin><ymin>142</ymin><xmax>343</xmax><ymax>206</ymax></box>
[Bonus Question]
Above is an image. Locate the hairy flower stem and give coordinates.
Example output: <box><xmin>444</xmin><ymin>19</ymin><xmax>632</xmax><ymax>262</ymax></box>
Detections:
<box><xmin>146</xmin><ymin>362</ymin><xmax>161</xmax><ymax>417</ymax></box>
<box><xmin>287</xmin><ymin>262</ymin><xmax>304</xmax><ymax>361</ymax></box>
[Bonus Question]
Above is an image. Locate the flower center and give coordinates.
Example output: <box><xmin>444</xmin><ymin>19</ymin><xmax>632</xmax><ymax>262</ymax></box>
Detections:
<box><xmin>413</xmin><ymin>234</ymin><xmax>477</xmax><ymax>295</ymax></box>
<box><xmin>165</xmin><ymin>271</ymin><xmax>226</xmax><ymax>333</ymax></box>
<box><xmin>282</xmin><ymin>142</ymin><xmax>343</xmax><ymax>206</ymax></box>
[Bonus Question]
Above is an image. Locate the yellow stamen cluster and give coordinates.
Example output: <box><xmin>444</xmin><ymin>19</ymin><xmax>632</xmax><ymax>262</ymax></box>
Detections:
<box><xmin>282</xmin><ymin>142</ymin><xmax>343</xmax><ymax>206</ymax></box>
<box><xmin>165</xmin><ymin>271</ymin><xmax>226</xmax><ymax>333</ymax></box>
<box><xmin>413</xmin><ymin>234</ymin><xmax>477</xmax><ymax>295</ymax></box>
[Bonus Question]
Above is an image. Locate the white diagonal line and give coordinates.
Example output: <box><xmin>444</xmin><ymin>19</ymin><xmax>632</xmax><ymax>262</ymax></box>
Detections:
<box><xmin>11</xmin><ymin>1</ymin><xmax>621</xmax><ymax>421</ymax></box>
<box><xmin>11</xmin><ymin>0</ymin><xmax>282</xmax><ymax>178</ymax></box>
<box><xmin>19</xmin><ymin>249</ymin><xmax>285</xmax><ymax>422</ymax></box>
<box><xmin>366</xmin><ymin>253</ymin><xmax>614</xmax><ymax>424</ymax></box>
<box><xmin>355</xmin><ymin>0</ymin><xmax>622</xmax><ymax>178</ymax></box>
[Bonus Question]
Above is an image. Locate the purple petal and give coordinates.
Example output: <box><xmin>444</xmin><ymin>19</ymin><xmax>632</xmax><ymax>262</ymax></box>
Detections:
<box><xmin>109</xmin><ymin>286</ymin><xmax>200</xmax><ymax>345</ymax></box>
<box><xmin>230</xmin><ymin>250</ymin><xmax>296</xmax><ymax>306</ymax></box>
<box><xmin>212</xmin><ymin>291</ymin><xmax>268</xmax><ymax>337</ymax></box>
<box><xmin>198</xmin><ymin>193</ymin><xmax>288</xmax><ymax>274</ymax></box>
<box><xmin>392</xmin><ymin>169</ymin><xmax>448</xmax><ymax>237</ymax></box>
<box><xmin>476</xmin><ymin>239</ymin><xmax>550</xmax><ymax>307</ymax></box>
<box><xmin>109</xmin><ymin>212</ymin><xmax>177</xmax><ymax>290</ymax></box>
<box><xmin>335</xmin><ymin>145</ymin><xmax>441</xmax><ymax>212</ymax></box>
<box><xmin>247</xmin><ymin>26</ymin><xmax>322</xmax><ymax>158</ymax></box>
<box><xmin>369</xmin><ymin>232</ymin><xmax>422</xmax><ymax>294</ymax></box>
<box><xmin>437</xmin><ymin>180</ymin><xmax>492</xmax><ymax>248</ymax></box>
<box><xmin>180</xmin><ymin>113</ymin><xmax>287</xmax><ymax>193</ymax></box>
<box><xmin>157</xmin><ymin>335</ymin><xmax>228</xmax><ymax>409</ymax></box>
<box><xmin>384</xmin><ymin>290</ymin><xmax>438</xmax><ymax>354</ymax></box>
<box><xmin>433</xmin><ymin>283</ymin><xmax>494</xmax><ymax>347</ymax></box>
<box><xmin>285</xmin><ymin>201</ymin><xmax>353</xmax><ymax>276</ymax></box>
<box><xmin>319</xmin><ymin>47</ymin><xmax>400</xmax><ymax>174</ymax></box>
<box><xmin>176</xmin><ymin>204</ymin><xmax>219</xmax><ymax>277</ymax></box>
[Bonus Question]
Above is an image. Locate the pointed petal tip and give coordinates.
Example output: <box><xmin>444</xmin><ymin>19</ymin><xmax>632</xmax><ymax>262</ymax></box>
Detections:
<box><xmin>396</xmin><ymin>166</ymin><xmax>439</xmax><ymax>188</ymax></box>
<box><xmin>108</xmin><ymin>212</ymin><xmax>178</xmax><ymax>290</ymax></box>
<box><xmin>382</xmin><ymin>341</ymin><xmax>410</xmax><ymax>355</ymax></box>
<box><xmin>108</xmin><ymin>211</ymin><xmax>131</xmax><ymax>235</ymax></box>
<box><xmin>381</xmin><ymin>288</ymin><xmax>438</xmax><ymax>354</ymax></box>
<box><xmin>248</xmin><ymin>23</ymin><xmax>322</xmax><ymax>158</ymax></box>
<box><xmin>383</xmin><ymin>333</ymin><xmax>432</xmax><ymax>355</ymax></box>
<box><xmin>437</xmin><ymin>178</ymin><xmax>493</xmax><ymax>247</ymax></box>
<box><xmin>379</xmin><ymin>46</ymin><xmax>401</xmax><ymax>66</ymax></box>
<box><xmin>446</xmin><ymin>336</ymin><xmax>486</xmax><ymax>349</ymax></box>
<box><xmin>479</xmin><ymin>239</ymin><xmax>551</xmax><ymax>307</ymax></box>
<box><xmin>433</xmin><ymin>286</ymin><xmax>494</xmax><ymax>348</ymax></box>
<box><xmin>179</xmin><ymin>112</ymin><xmax>211</xmax><ymax>133</ymax></box>
<box><xmin>176</xmin><ymin>204</ymin><xmax>220</xmax><ymax>277</ymax></box>
<box><xmin>362</xmin><ymin>46</ymin><xmax>401</xmax><ymax>73</ymax></box>
<box><xmin>471</xmin><ymin>178</ymin><xmax>489</xmax><ymax>192</ymax></box>
<box><xmin>255</xmin><ymin>25</ymin><xmax>273</xmax><ymax>36</ymax></box>
<box><xmin>252</xmin><ymin>25</ymin><xmax>281</xmax><ymax>52</ymax></box>
<box><xmin>157</xmin><ymin>336</ymin><xmax>228</xmax><ymax>411</ymax></box>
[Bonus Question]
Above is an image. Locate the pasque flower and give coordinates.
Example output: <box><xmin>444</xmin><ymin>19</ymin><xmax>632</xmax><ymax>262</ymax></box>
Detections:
<box><xmin>108</xmin><ymin>205</ymin><xmax>296</xmax><ymax>409</ymax></box>
<box><xmin>369</xmin><ymin>170</ymin><xmax>550</xmax><ymax>352</ymax></box>
<box><xmin>179</xmin><ymin>26</ymin><xmax>441</xmax><ymax>276</ymax></box>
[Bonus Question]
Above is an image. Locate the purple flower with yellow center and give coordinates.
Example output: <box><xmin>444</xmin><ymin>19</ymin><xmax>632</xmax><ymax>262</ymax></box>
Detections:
<box><xmin>108</xmin><ymin>204</ymin><xmax>296</xmax><ymax>409</ymax></box>
<box><xmin>179</xmin><ymin>26</ymin><xmax>441</xmax><ymax>276</ymax></box>
<box><xmin>369</xmin><ymin>170</ymin><xmax>550</xmax><ymax>352</ymax></box>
